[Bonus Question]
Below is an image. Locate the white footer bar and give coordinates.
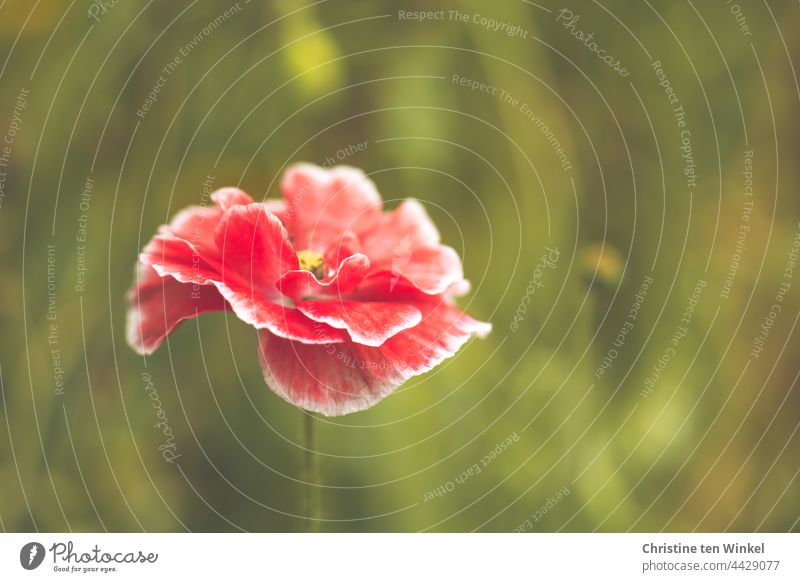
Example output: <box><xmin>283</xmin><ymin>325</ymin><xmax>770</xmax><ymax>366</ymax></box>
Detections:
<box><xmin>1</xmin><ymin>533</ymin><xmax>797</xmax><ymax>581</ymax></box>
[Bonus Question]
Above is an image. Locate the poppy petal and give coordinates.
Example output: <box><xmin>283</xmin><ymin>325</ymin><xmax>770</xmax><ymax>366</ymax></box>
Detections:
<box><xmin>140</xmin><ymin>232</ymin><xmax>223</xmax><ymax>285</ymax></box>
<box><xmin>367</xmin><ymin>245</ymin><xmax>464</xmax><ymax>296</ymax></box>
<box><xmin>141</xmin><ymin>231</ymin><xmax>345</xmax><ymax>344</ymax></box>
<box><xmin>277</xmin><ymin>253</ymin><xmax>370</xmax><ymax>301</ymax></box>
<box><xmin>360</xmin><ymin>199</ymin><xmax>441</xmax><ymax>256</ymax></box>
<box><xmin>211</xmin><ymin>187</ymin><xmax>254</xmax><ymax>211</ymax></box>
<box><xmin>295</xmin><ymin>300</ymin><xmax>422</xmax><ymax>347</ymax></box>
<box><xmin>346</xmin><ymin>269</ymin><xmax>461</xmax><ymax>305</ymax></box>
<box><xmin>257</xmin><ymin>302</ymin><xmax>491</xmax><ymax>416</ymax></box>
<box><xmin>126</xmin><ymin>264</ymin><xmax>227</xmax><ymax>355</ymax></box>
<box><xmin>279</xmin><ymin>164</ymin><xmax>382</xmax><ymax>252</ymax></box>
<box><xmin>159</xmin><ymin>204</ymin><xmax>222</xmax><ymax>257</ymax></box>
<box><xmin>162</xmin><ymin>187</ymin><xmax>253</xmax><ymax>256</ymax></box>
<box><xmin>213</xmin><ymin>277</ymin><xmax>347</xmax><ymax>344</ymax></box>
<box><xmin>356</xmin><ymin>199</ymin><xmax>465</xmax><ymax>295</ymax></box>
<box><xmin>214</xmin><ymin>203</ymin><xmax>299</xmax><ymax>294</ymax></box>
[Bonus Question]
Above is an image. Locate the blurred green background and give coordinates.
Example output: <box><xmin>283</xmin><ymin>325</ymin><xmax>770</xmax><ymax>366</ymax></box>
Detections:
<box><xmin>1</xmin><ymin>0</ymin><xmax>799</xmax><ymax>532</ymax></box>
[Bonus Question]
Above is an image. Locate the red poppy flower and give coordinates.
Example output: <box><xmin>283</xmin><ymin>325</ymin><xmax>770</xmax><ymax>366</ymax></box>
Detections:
<box><xmin>127</xmin><ymin>164</ymin><xmax>490</xmax><ymax>415</ymax></box>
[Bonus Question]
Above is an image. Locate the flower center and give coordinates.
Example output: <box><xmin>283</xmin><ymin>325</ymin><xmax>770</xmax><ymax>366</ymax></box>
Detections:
<box><xmin>296</xmin><ymin>249</ymin><xmax>326</xmax><ymax>280</ymax></box>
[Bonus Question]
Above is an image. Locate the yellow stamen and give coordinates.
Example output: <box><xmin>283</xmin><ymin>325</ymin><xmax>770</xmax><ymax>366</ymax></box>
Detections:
<box><xmin>297</xmin><ymin>249</ymin><xmax>326</xmax><ymax>280</ymax></box>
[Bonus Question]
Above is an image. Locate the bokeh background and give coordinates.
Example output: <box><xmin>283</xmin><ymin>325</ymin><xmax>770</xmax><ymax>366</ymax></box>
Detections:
<box><xmin>1</xmin><ymin>0</ymin><xmax>799</xmax><ymax>532</ymax></box>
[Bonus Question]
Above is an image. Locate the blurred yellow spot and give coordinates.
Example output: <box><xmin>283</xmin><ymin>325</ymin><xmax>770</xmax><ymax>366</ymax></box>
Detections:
<box><xmin>580</xmin><ymin>243</ymin><xmax>623</xmax><ymax>287</ymax></box>
<box><xmin>280</xmin><ymin>16</ymin><xmax>343</xmax><ymax>96</ymax></box>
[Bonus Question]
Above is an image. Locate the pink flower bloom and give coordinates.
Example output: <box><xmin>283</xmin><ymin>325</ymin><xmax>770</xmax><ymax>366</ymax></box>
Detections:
<box><xmin>127</xmin><ymin>164</ymin><xmax>490</xmax><ymax>415</ymax></box>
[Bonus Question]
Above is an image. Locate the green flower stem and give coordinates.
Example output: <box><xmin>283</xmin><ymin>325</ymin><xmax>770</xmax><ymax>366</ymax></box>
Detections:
<box><xmin>303</xmin><ymin>412</ymin><xmax>321</xmax><ymax>532</ymax></box>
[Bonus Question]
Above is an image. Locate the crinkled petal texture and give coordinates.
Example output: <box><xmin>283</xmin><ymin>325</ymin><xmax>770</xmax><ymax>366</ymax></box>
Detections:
<box><xmin>358</xmin><ymin>199</ymin><xmax>464</xmax><ymax>295</ymax></box>
<box><xmin>127</xmin><ymin>164</ymin><xmax>490</xmax><ymax>416</ymax></box>
<box><xmin>127</xmin><ymin>263</ymin><xmax>227</xmax><ymax>355</ymax></box>
<box><xmin>278</xmin><ymin>164</ymin><xmax>382</xmax><ymax>253</ymax></box>
<box><xmin>258</xmin><ymin>302</ymin><xmax>491</xmax><ymax>416</ymax></box>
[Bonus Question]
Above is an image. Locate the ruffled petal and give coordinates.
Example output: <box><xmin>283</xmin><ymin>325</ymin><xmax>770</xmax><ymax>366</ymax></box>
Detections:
<box><xmin>214</xmin><ymin>203</ymin><xmax>299</xmax><ymax>294</ymax></box>
<box><xmin>211</xmin><ymin>187</ymin><xmax>254</xmax><ymax>211</ymax></box>
<box><xmin>447</xmin><ymin>279</ymin><xmax>472</xmax><ymax>298</ymax></box>
<box><xmin>140</xmin><ymin>231</ymin><xmax>345</xmax><ymax>344</ymax></box>
<box><xmin>263</xmin><ymin>198</ymin><xmax>287</xmax><ymax>221</ymax></box>
<box><xmin>140</xmin><ymin>231</ymin><xmax>223</xmax><ymax>285</ymax></box>
<box><xmin>279</xmin><ymin>164</ymin><xmax>382</xmax><ymax>252</ymax></box>
<box><xmin>162</xmin><ymin>205</ymin><xmax>222</xmax><ymax>256</ymax></box>
<box><xmin>295</xmin><ymin>300</ymin><xmax>422</xmax><ymax>347</ymax></box>
<box><xmin>356</xmin><ymin>198</ymin><xmax>465</xmax><ymax>294</ymax></box>
<box><xmin>277</xmin><ymin>253</ymin><xmax>370</xmax><ymax>301</ymax></box>
<box><xmin>214</xmin><ymin>277</ymin><xmax>347</xmax><ymax>344</ymax></box>
<box><xmin>257</xmin><ymin>302</ymin><xmax>491</xmax><ymax>416</ymax></box>
<box><xmin>159</xmin><ymin>188</ymin><xmax>253</xmax><ymax>256</ymax></box>
<box><xmin>126</xmin><ymin>263</ymin><xmax>227</xmax><ymax>355</ymax></box>
<box><xmin>360</xmin><ymin>199</ymin><xmax>441</xmax><ymax>257</ymax></box>
<box><xmin>366</xmin><ymin>244</ymin><xmax>464</xmax><ymax>296</ymax></box>
<box><xmin>346</xmin><ymin>269</ymin><xmax>463</xmax><ymax>305</ymax></box>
